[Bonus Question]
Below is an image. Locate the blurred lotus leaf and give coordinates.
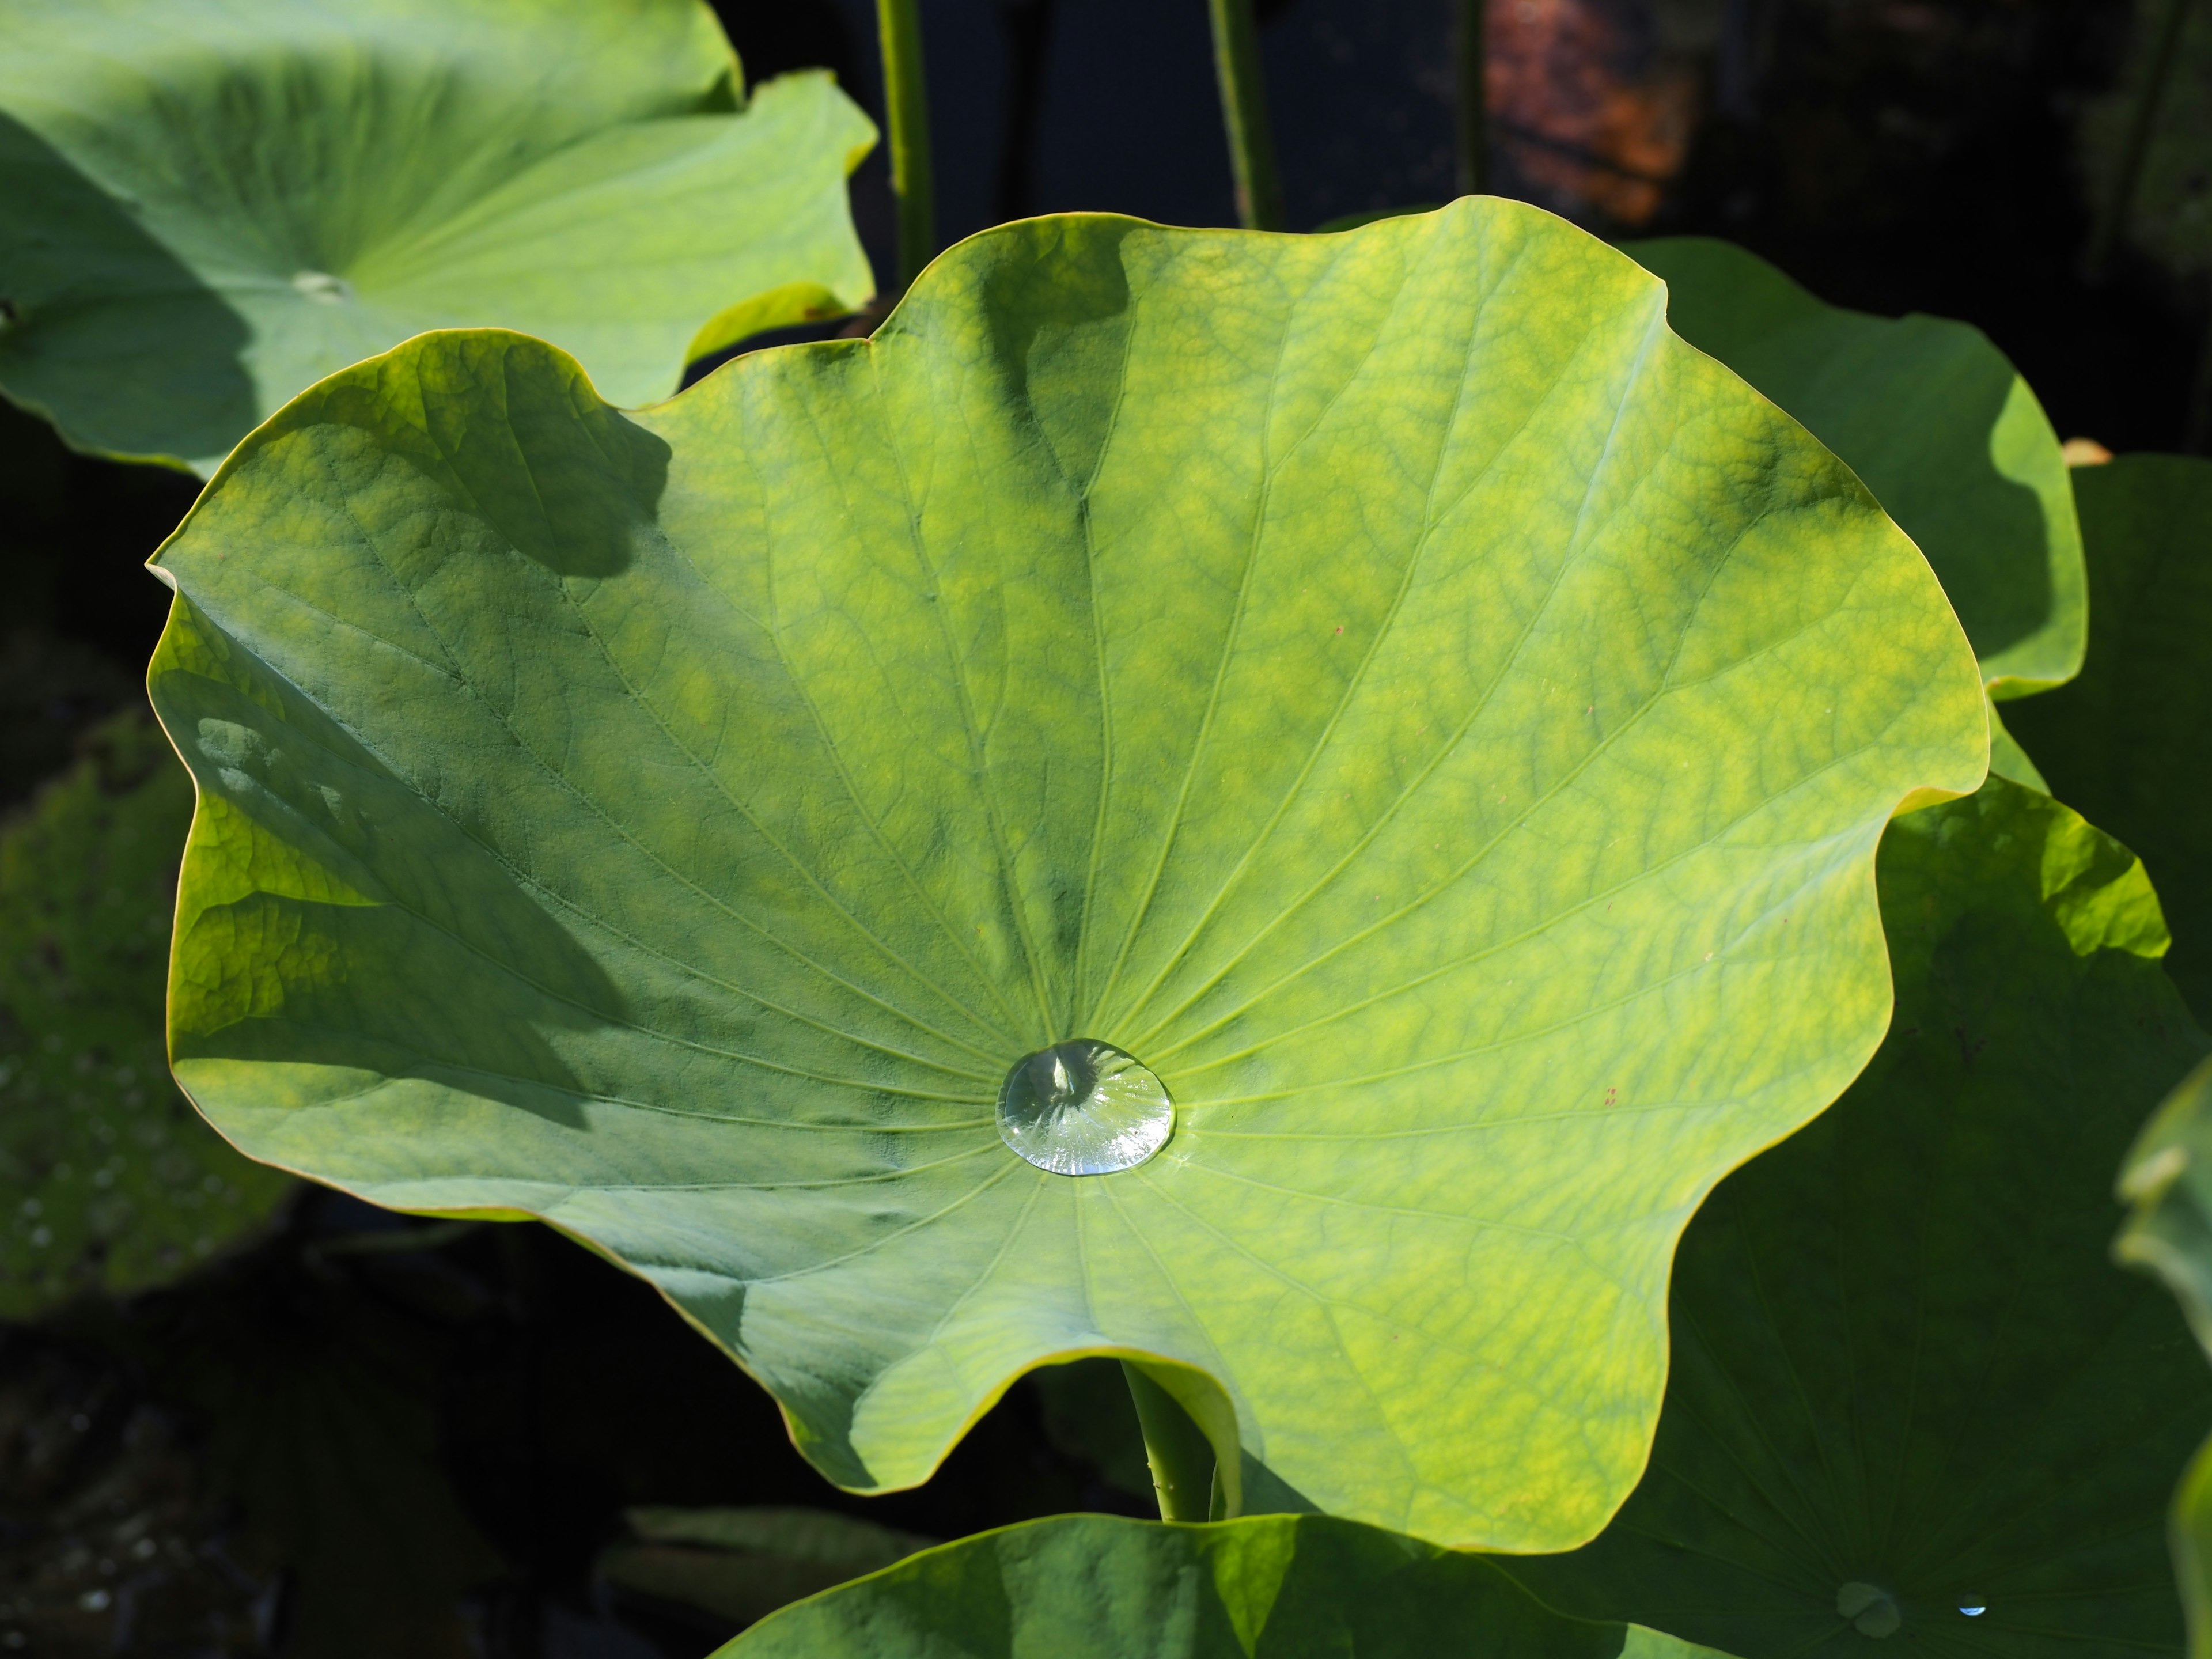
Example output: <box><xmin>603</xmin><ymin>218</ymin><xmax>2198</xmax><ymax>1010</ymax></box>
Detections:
<box><xmin>0</xmin><ymin>0</ymin><xmax>875</xmax><ymax>474</ymax></box>
<box><xmin>601</xmin><ymin>1505</ymin><xmax>936</xmax><ymax>1629</ymax></box>
<box><xmin>0</xmin><ymin>711</ymin><xmax>293</xmax><ymax>1315</ymax></box>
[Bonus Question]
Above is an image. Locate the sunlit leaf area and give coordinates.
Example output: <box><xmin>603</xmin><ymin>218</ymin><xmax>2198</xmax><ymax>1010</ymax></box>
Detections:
<box><xmin>2</xmin><ymin>0</ymin><xmax>2210</xmax><ymax>1654</ymax></box>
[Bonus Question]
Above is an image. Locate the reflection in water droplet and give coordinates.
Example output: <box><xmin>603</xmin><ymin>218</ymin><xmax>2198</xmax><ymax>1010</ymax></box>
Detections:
<box><xmin>1836</xmin><ymin>1582</ymin><xmax>1901</xmax><ymax>1638</ymax></box>
<box><xmin>1957</xmin><ymin>1599</ymin><xmax>1986</xmax><ymax>1618</ymax></box>
<box><xmin>998</xmin><ymin>1040</ymin><xmax>1172</xmax><ymax>1175</ymax></box>
<box><xmin>291</xmin><ymin>270</ymin><xmax>354</xmax><ymax>304</ymax></box>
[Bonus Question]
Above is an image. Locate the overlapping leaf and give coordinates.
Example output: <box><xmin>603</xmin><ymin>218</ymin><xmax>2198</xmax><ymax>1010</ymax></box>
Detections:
<box><xmin>0</xmin><ymin>713</ymin><xmax>291</xmax><ymax>1315</ymax></box>
<box><xmin>150</xmin><ymin>201</ymin><xmax>1984</xmax><ymax>1548</ymax></box>
<box><xmin>1509</xmin><ymin>779</ymin><xmax>2211</xmax><ymax>1653</ymax></box>
<box><xmin>0</xmin><ymin>0</ymin><xmax>874</xmax><ymax>474</ymax></box>
<box><xmin>1626</xmin><ymin>238</ymin><xmax>2084</xmax><ymax>697</ymax></box>
<box><xmin>718</xmin><ymin>1513</ymin><xmax>1732</xmax><ymax>1659</ymax></box>
<box><xmin>2122</xmin><ymin>1050</ymin><xmax>2212</xmax><ymax>1659</ymax></box>
<box><xmin>2006</xmin><ymin>454</ymin><xmax>2212</xmax><ymax>1023</ymax></box>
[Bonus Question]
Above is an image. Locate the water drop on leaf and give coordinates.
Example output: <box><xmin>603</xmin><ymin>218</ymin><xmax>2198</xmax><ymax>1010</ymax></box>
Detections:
<box><xmin>997</xmin><ymin>1040</ymin><xmax>1172</xmax><ymax>1176</ymax></box>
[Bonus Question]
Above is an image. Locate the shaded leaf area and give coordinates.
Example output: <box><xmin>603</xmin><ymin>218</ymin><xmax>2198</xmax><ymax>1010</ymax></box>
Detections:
<box><xmin>719</xmin><ymin>1512</ymin><xmax>1733</xmax><ymax>1659</ymax></box>
<box><xmin>1506</xmin><ymin>778</ymin><xmax>2211</xmax><ymax>1655</ymax></box>
<box><xmin>149</xmin><ymin>201</ymin><xmax>1985</xmax><ymax>1548</ymax></box>
<box><xmin>0</xmin><ymin>0</ymin><xmax>875</xmax><ymax>474</ymax></box>
<box><xmin>1625</xmin><ymin>236</ymin><xmax>2084</xmax><ymax>698</ymax></box>
<box><xmin>0</xmin><ymin>711</ymin><xmax>291</xmax><ymax>1317</ymax></box>
<box><xmin>2006</xmin><ymin>454</ymin><xmax>2212</xmax><ymax>1026</ymax></box>
<box><xmin>1028</xmin><ymin>1358</ymin><xmax>1153</xmax><ymax>1503</ymax></box>
<box><xmin>600</xmin><ymin>1505</ymin><xmax>936</xmax><ymax>1630</ymax></box>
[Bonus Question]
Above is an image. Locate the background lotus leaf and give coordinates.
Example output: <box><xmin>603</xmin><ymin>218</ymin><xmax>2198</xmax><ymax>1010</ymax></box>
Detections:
<box><xmin>149</xmin><ymin>202</ymin><xmax>1985</xmax><ymax>1549</ymax></box>
<box><xmin>2006</xmin><ymin>454</ymin><xmax>2212</xmax><ymax>1024</ymax></box>
<box><xmin>718</xmin><ymin>1513</ymin><xmax>1734</xmax><ymax>1659</ymax></box>
<box><xmin>1508</xmin><ymin>778</ymin><xmax>2211</xmax><ymax>1654</ymax></box>
<box><xmin>0</xmin><ymin>0</ymin><xmax>875</xmax><ymax>475</ymax></box>
<box><xmin>2177</xmin><ymin>1434</ymin><xmax>2212</xmax><ymax>1658</ymax></box>
<box><xmin>599</xmin><ymin>1505</ymin><xmax>938</xmax><ymax>1630</ymax></box>
<box><xmin>0</xmin><ymin>712</ymin><xmax>291</xmax><ymax>1315</ymax></box>
<box><xmin>2120</xmin><ymin>1050</ymin><xmax>2212</xmax><ymax>1658</ymax></box>
<box><xmin>1624</xmin><ymin>237</ymin><xmax>2085</xmax><ymax>699</ymax></box>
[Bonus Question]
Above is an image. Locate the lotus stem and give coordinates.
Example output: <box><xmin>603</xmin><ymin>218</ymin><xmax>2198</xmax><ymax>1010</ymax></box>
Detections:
<box><xmin>1456</xmin><ymin>0</ymin><xmax>1488</xmax><ymax>195</ymax></box>
<box><xmin>1207</xmin><ymin>0</ymin><xmax>1285</xmax><ymax>231</ymax></box>
<box><xmin>1122</xmin><ymin>1362</ymin><xmax>1218</xmax><ymax>1522</ymax></box>
<box><xmin>876</xmin><ymin>0</ymin><xmax>938</xmax><ymax>286</ymax></box>
<box><xmin>2085</xmin><ymin>0</ymin><xmax>2194</xmax><ymax>281</ymax></box>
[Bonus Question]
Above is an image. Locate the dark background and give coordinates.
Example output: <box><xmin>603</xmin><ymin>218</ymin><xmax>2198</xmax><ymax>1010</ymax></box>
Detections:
<box><xmin>0</xmin><ymin>0</ymin><xmax>2200</xmax><ymax>1653</ymax></box>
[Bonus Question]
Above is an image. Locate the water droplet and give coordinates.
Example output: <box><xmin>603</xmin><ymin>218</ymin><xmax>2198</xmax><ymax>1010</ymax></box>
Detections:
<box><xmin>1957</xmin><ymin>1598</ymin><xmax>1986</xmax><ymax>1618</ymax></box>
<box><xmin>1836</xmin><ymin>1582</ymin><xmax>1900</xmax><ymax>1638</ymax></box>
<box><xmin>291</xmin><ymin>270</ymin><xmax>353</xmax><ymax>304</ymax></box>
<box><xmin>997</xmin><ymin>1040</ymin><xmax>1172</xmax><ymax>1175</ymax></box>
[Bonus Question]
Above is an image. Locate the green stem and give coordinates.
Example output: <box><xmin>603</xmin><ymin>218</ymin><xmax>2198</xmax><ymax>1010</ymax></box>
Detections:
<box><xmin>876</xmin><ymin>0</ymin><xmax>938</xmax><ymax>286</ymax></box>
<box><xmin>1206</xmin><ymin>0</ymin><xmax>1285</xmax><ymax>230</ymax></box>
<box><xmin>2086</xmin><ymin>0</ymin><xmax>2194</xmax><ymax>281</ymax></box>
<box><xmin>1456</xmin><ymin>0</ymin><xmax>1488</xmax><ymax>195</ymax></box>
<box><xmin>1122</xmin><ymin>1362</ymin><xmax>1218</xmax><ymax>1522</ymax></box>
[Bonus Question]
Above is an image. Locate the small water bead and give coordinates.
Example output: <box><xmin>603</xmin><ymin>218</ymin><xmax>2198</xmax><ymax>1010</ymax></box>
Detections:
<box><xmin>1836</xmin><ymin>1582</ymin><xmax>1900</xmax><ymax>1638</ymax></box>
<box><xmin>997</xmin><ymin>1040</ymin><xmax>1173</xmax><ymax>1175</ymax></box>
<box><xmin>290</xmin><ymin>270</ymin><xmax>354</xmax><ymax>304</ymax></box>
<box><xmin>1957</xmin><ymin>1599</ymin><xmax>1987</xmax><ymax>1618</ymax></box>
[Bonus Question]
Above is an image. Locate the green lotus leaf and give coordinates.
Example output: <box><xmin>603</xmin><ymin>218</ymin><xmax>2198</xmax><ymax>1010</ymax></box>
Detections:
<box><xmin>2177</xmin><ymin>1433</ymin><xmax>2212</xmax><ymax>1657</ymax></box>
<box><xmin>2006</xmin><ymin>454</ymin><xmax>2212</xmax><ymax>1025</ymax></box>
<box><xmin>601</xmin><ymin>1505</ymin><xmax>938</xmax><ymax>1630</ymax></box>
<box><xmin>717</xmin><ymin>1513</ymin><xmax>1734</xmax><ymax>1659</ymax></box>
<box><xmin>0</xmin><ymin>713</ymin><xmax>291</xmax><ymax>1315</ymax></box>
<box><xmin>149</xmin><ymin>202</ymin><xmax>1986</xmax><ymax>1548</ymax></box>
<box><xmin>0</xmin><ymin>0</ymin><xmax>875</xmax><ymax>476</ymax></box>
<box><xmin>2123</xmin><ymin>1054</ymin><xmax>2212</xmax><ymax>1361</ymax></box>
<box><xmin>2107</xmin><ymin>1046</ymin><xmax>2212</xmax><ymax>1658</ymax></box>
<box><xmin>1508</xmin><ymin>777</ymin><xmax>2211</xmax><ymax>1653</ymax></box>
<box><xmin>1624</xmin><ymin>237</ymin><xmax>2084</xmax><ymax>699</ymax></box>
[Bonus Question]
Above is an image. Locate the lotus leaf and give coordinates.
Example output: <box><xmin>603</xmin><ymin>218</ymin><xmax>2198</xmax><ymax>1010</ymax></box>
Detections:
<box><xmin>2006</xmin><ymin>454</ymin><xmax>2212</xmax><ymax>1024</ymax></box>
<box><xmin>1625</xmin><ymin>237</ymin><xmax>2084</xmax><ymax>698</ymax></box>
<box><xmin>149</xmin><ymin>202</ymin><xmax>1986</xmax><ymax>1548</ymax></box>
<box><xmin>0</xmin><ymin>713</ymin><xmax>291</xmax><ymax>1315</ymax></box>
<box><xmin>0</xmin><ymin>0</ymin><xmax>875</xmax><ymax>475</ymax></box>
<box><xmin>718</xmin><ymin>1512</ymin><xmax>1733</xmax><ymax>1659</ymax></box>
<box><xmin>1509</xmin><ymin>778</ymin><xmax>2211</xmax><ymax>1653</ymax></box>
<box><xmin>601</xmin><ymin>1505</ymin><xmax>937</xmax><ymax>1629</ymax></box>
<box><xmin>2179</xmin><ymin>1434</ymin><xmax>2212</xmax><ymax>1657</ymax></box>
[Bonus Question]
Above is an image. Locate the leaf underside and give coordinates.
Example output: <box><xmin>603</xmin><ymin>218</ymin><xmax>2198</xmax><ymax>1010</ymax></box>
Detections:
<box><xmin>0</xmin><ymin>0</ymin><xmax>875</xmax><ymax>474</ymax></box>
<box><xmin>151</xmin><ymin>200</ymin><xmax>1985</xmax><ymax>1549</ymax></box>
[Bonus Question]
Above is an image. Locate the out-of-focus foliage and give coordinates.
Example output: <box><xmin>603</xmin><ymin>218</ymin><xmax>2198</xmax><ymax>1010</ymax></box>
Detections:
<box><xmin>2080</xmin><ymin>0</ymin><xmax>2212</xmax><ymax>277</ymax></box>
<box><xmin>0</xmin><ymin>711</ymin><xmax>291</xmax><ymax>1315</ymax></box>
<box><xmin>0</xmin><ymin>0</ymin><xmax>876</xmax><ymax>474</ymax></box>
